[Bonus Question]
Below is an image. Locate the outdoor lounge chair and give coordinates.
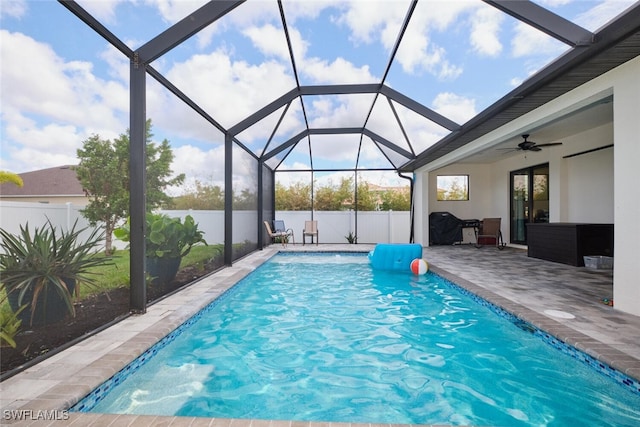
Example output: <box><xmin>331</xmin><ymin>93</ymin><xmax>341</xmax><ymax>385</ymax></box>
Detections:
<box><xmin>273</xmin><ymin>220</ymin><xmax>295</xmax><ymax>245</ymax></box>
<box><xmin>302</xmin><ymin>220</ymin><xmax>318</xmax><ymax>245</ymax></box>
<box><xmin>263</xmin><ymin>220</ymin><xmax>289</xmax><ymax>247</ymax></box>
<box><xmin>474</xmin><ymin>218</ymin><xmax>505</xmax><ymax>250</ymax></box>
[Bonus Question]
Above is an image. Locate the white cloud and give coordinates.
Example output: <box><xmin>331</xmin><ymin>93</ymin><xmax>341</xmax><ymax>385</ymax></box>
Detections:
<box><xmin>335</xmin><ymin>0</ymin><xmax>407</xmax><ymax>46</ymax></box>
<box><xmin>142</xmin><ymin>0</ymin><xmax>209</xmax><ymax>25</ymax></box>
<box><xmin>574</xmin><ymin>0</ymin><xmax>637</xmax><ymax>31</ymax></box>
<box><xmin>98</xmin><ymin>43</ymin><xmax>130</xmax><ymax>82</ymax></box>
<box><xmin>78</xmin><ymin>0</ymin><xmax>129</xmax><ymax>24</ymax></box>
<box><xmin>274</xmin><ymin>165</ymin><xmax>312</xmax><ymax>187</ymax></box>
<box><xmin>164</xmin><ymin>49</ymin><xmax>296</xmax><ymax>131</ymax></box>
<box><xmin>469</xmin><ymin>6</ymin><xmax>503</xmax><ymax>57</ymax></box>
<box><xmin>393</xmin><ymin>1</ymin><xmax>466</xmax><ymax>80</ymax></box>
<box><xmin>432</xmin><ymin>93</ymin><xmax>476</xmax><ymax>124</ymax></box>
<box><xmin>536</xmin><ymin>0</ymin><xmax>572</xmax><ymax>6</ymax></box>
<box><xmin>511</xmin><ymin>21</ymin><xmax>565</xmax><ymax>58</ymax></box>
<box><xmin>171</xmin><ymin>144</ymin><xmax>225</xmax><ymax>184</ymax></box>
<box><xmin>301</xmin><ymin>56</ymin><xmax>375</xmax><ymax>84</ymax></box>
<box><xmin>1</xmin><ymin>31</ymin><xmax>127</xmax><ymax>129</ymax></box>
<box><xmin>243</xmin><ymin>24</ymin><xmax>309</xmax><ymax>61</ymax></box>
<box><xmin>0</xmin><ymin>0</ymin><xmax>27</xmax><ymax>19</ymax></box>
<box><xmin>0</xmin><ymin>30</ymin><xmax>128</xmax><ymax>172</ymax></box>
<box><xmin>185</xmin><ymin>0</ymin><xmax>281</xmax><ymax>50</ymax></box>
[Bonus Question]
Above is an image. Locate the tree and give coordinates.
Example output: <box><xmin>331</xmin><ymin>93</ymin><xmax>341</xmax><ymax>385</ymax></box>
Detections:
<box><xmin>75</xmin><ymin>119</ymin><xmax>185</xmax><ymax>255</ymax></box>
<box><xmin>314</xmin><ymin>177</ymin><xmax>355</xmax><ymax>210</ymax></box>
<box><xmin>274</xmin><ymin>177</ymin><xmax>411</xmax><ymax>211</ymax></box>
<box><xmin>275</xmin><ymin>182</ymin><xmax>311</xmax><ymax>211</ymax></box>
<box><xmin>173</xmin><ymin>180</ymin><xmax>225</xmax><ymax>210</ymax></box>
<box><xmin>355</xmin><ymin>181</ymin><xmax>378</xmax><ymax>211</ymax></box>
<box><xmin>233</xmin><ymin>188</ymin><xmax>258</xmax><ymax>210</ymax></box>
<box><xmin>0</xmin><ymin>171</ymin><xmax>23</xmax><ymax>187</ymax></box>
<box><xmin>379</xmin><ymin>187</ymin><xmax>410</xmax><ymax>211</ymax></box>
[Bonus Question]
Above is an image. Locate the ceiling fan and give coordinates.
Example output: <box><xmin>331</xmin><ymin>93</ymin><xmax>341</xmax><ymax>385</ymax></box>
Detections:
<box><xmin>508</xmin><ymin>134</ymin><xmax>563</xmax><ymax>152</ymax></box>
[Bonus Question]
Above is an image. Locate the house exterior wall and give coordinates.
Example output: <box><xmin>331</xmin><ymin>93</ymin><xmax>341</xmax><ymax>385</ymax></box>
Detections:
<box><xmin>562</xmin><ymin>125</ymin><xmax>614</xmax><ymax>223</ymax></box>
<box><xmin>415</xmin><ymin>55</ymin><xmax>640</xmax><ymax>316</ymax></box>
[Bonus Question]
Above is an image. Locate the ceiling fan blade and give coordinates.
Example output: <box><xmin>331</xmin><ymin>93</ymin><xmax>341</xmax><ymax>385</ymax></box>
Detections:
<box><xmin>535</xmin><ymin>142</ymin><xmax>563</xmax><ymax>148</ymax></box>
<box><xmin>529</xmin><ymin>146</ymin><xmax>542</xmax><ymax>152</ymax></box>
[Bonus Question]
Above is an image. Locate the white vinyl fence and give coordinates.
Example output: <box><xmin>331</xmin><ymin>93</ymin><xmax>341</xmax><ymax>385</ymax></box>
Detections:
<box><xmin>0</xmin><ymin>202</ymin><xmax>411</xmax><ymax>248</ymax></box>
<box><xmin>274</xmin><ymin>210</ymin><xmax>411</xmax><ymax>244</ymax></box>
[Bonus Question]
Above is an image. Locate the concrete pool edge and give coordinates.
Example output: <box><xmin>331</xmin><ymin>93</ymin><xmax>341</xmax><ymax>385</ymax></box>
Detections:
<box><xmin>1</xmin><ymin>244</ymin><xmax>639</xmax><ymax>426</ymax></box>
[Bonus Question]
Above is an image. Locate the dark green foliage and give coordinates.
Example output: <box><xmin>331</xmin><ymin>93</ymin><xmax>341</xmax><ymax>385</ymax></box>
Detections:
<box><xmin>114</xmin><ymin>213</ymin><xmax>207</xmax><ymax>259</ymax></box>
<box><xmin>75</xmin><ymin>119</ymin><xmax>185</xmax><ymax>254</ymax></box>
<box><xmin>0</xmin><ymin>221</ymin><xmax>111</xmax><ymax>326</ymax></box>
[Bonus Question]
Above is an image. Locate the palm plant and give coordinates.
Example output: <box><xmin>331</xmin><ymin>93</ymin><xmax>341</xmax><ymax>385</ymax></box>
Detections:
<box><xmin>0</xmin><ymin>220</ymin><xmax>111</xmax><ymax>326</ymax></box>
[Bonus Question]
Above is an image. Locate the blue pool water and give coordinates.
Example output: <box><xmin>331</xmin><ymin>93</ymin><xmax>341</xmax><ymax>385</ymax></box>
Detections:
<box><xmin>76</xmin><ymin>253</ymin><xmax>640</xmax><ymax>426</ymax></box>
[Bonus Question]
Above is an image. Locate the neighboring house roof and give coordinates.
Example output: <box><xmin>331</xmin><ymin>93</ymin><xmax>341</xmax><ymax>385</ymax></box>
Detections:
<box><xmin>0</xmin><ymin>165</ymin><xmax>85</xmax><ymax>197</ymax></box>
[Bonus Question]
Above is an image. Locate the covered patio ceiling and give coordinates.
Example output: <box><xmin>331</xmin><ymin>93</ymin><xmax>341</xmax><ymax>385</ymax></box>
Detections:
<box><xmin>61</xmin><ymin>0</ymin><xmax>640</xmax><ymax>175</ymax></box>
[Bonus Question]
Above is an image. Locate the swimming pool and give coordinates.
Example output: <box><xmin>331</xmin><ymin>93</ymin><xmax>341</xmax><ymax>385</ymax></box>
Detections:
<box><xmin>73</xmin><ymin>253</ymin><xmax>640</xmax><ymax>426</ymax></box>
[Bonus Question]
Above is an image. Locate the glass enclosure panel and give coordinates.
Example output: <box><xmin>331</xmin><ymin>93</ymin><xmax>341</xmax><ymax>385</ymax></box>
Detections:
<box><xmin>0</xmin><ymin>2</ymin><xmax>132</xmax><ymax>372</ymax></box>
<box><xmin>151</xmin><ymin>77</ymin><xmax>227</xmax><ymax>277</ymax></box>
<box><xmin>261</xmin><ymin>164</ymin><xmax>275</xmax><ymax>247</ymax></box>
<box><xmin>313</xmin><ymin>171</ymin><xmax>356</xmax><ymax>211</ymax></box>
<box><xmin>232</xmin><ymin>145</ymin><xmax>258</xmax><ymax>260</ymax></box>
<box><xmin>275</xmin><ymin>171</ymin><xmax>313</xmax><ymax>211</ymax></box>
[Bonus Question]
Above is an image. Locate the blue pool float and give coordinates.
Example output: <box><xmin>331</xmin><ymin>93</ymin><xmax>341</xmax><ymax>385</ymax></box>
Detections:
<box><xmin>368</xmin><ymin>243</ymin><xmax>423</xmax><ymax>271</ymax></box>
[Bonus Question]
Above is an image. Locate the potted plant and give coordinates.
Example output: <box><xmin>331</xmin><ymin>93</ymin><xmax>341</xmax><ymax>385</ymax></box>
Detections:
<box><xmin>114</xmin><ymin>213</ymin><xmax>207</xmax><ymax>286</ymax></box>
<box><xmin>0</xmin><ymin>221</ymin><xmax>111</xmax><ymax>326</ymax></box>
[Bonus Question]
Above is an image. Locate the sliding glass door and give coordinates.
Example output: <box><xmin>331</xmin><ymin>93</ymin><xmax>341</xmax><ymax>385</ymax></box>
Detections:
<box><xmin>510</xmin><ymin>164</ymin><xmax>549</xmax><ymax>244</ymax></box>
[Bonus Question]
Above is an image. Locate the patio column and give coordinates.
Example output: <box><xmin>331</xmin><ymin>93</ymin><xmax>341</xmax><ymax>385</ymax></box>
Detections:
<box><xmin>413</xmin><ymin>171</ymin><xmax>428</xmax><ymax>246</ymax></box>
<box><xmin>612</xmin><ymin>56</ymin><xmax>640</xmax><ymax>316</ymax></box>
<box><xmin>224</xmin><ymin>133</ymin><xmax>233</xmax><ymax>266</ymax></box>
<box><xmin>129</xmin><ymin>52</ymin><xmax>147</xmax><ymax>313</ymax></box>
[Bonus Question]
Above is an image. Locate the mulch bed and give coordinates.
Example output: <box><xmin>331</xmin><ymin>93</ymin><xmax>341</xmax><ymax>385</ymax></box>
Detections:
<box><xmin>1</xmin><ymin>263</ymin><xmax>216</xmax><ymax>377</ymax></box>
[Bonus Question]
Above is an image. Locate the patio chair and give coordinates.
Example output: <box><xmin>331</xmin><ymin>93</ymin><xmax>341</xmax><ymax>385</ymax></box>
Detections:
<box><xmin>263</xmin><ymin>221</ymin><xmax>289</xmax><ymax>247</ymax></box>
<box><xmin>474</xmin><ymin>218</ymin><xmax>505</xmax><ymax>250</ymax></box>
<box><xmin>273</xmin><ymin>220</ymin><xmax>295</xmax><ymax>245</ymax></box>
<box><xmin>302</xmin><ymin>220</ymin><xmax>319</xmax><ymax>245</ymax></box>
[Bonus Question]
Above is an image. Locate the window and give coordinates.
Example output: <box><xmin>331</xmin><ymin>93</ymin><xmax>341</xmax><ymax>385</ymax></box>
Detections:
<box><xmin>437</xmin><ymin>175</ymin><xmax>469</xmax><ymax>201</ymax></box>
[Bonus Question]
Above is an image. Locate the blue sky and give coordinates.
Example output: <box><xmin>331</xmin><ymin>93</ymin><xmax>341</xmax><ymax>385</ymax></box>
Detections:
<box><xmin>1</xmin><ymin>0</ymin><xmax>635</xmax><ymax>191</ymax></box>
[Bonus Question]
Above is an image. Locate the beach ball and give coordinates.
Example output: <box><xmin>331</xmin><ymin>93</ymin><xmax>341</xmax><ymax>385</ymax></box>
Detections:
<box><xmin>410</xmin><ymin>258</ymin><xmax>429</xmax><ymax>275</ymax></box>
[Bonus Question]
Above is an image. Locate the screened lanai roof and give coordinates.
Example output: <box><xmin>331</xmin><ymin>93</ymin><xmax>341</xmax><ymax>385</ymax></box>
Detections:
<box><xmin>60</xmin><ymin>0</ymin><xmax>640</xmax><ymax>175</ymax></box>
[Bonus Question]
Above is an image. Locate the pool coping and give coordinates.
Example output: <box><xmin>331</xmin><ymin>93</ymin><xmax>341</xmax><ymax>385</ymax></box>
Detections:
<box><xmin>1</xmin><ymin>245</ymin><xmax>639</xmax><ymax>426</ymax></box>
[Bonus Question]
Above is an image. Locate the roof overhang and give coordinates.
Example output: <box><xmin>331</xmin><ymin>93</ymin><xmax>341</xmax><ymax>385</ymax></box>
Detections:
<box><xmin>400</xmin><ymin>2</ymin><xmax>640</xmax><ymax>172</ymax></box>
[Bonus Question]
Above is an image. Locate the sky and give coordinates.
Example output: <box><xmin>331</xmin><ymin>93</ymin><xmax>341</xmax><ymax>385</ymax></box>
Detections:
<box><xmin>1</xmin><ymin>0</ymin><xmax>636</xmax><ymax>193</ymax></box>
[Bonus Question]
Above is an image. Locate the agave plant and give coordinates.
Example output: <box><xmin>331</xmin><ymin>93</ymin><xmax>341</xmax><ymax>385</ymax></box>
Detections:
<box><xmin>0</xmin><ymin>220</ymin><xmax>111</xmax><ymax>326</ymax></box>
